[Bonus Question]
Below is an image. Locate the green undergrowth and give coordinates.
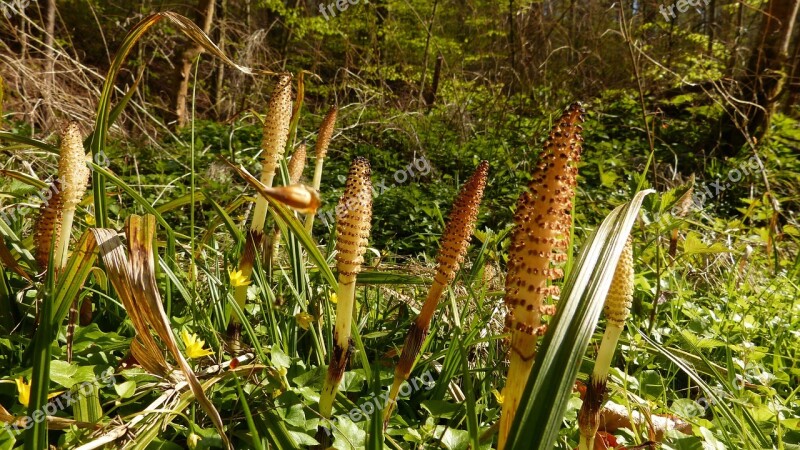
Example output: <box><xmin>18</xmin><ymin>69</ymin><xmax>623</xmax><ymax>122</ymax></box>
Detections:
<box><xmin>1</xmin><ymin>78</ymin><xmax>799</xmax><ymax>449</ymax></box>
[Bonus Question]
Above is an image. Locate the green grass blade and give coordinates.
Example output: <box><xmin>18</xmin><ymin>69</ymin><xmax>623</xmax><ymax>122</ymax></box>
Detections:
<box><xmin>506</xmin><ymin>189</ymin><xmax>654</xmax><ymax>450</ymax></box>
<box><xmin>88</xmin><ymin>13</ymin><xmax>164</xmax><ymax>228</ymax></box>
<box><xmin>225</xmin><ymin>289</ymin><xmax>266</xmax><ymax>361</ymax></box>
<box><xmin>154</xmin><ymin>191</ymin><xmax>206</xmax><ymax>214</ymax></box>
<box><xmin>356</xmin><ymin>271</ymin><xmax>428</xmax><ymax>285</ymax></box>
<box><xmin>642</xmin><ymin>328</ymin><xmax>771</xmax><ymax>447</ymax></box>
<box><xmin>266</xmin><ymin>199</ymin><xmax>337</xmax><ymax>288</ymax></box>
<box><xmin>366</xmin><ymin>380</ymin><xmax>384</xmax><ymax>450</ymax></box>
<box><xmin>0</xmin><ymin>231</ymin><xmax>32</xmax><ymax>282</ymax></box>
<box><xmin>82</xmin><ymin>68</ymin><xmax>143</xmax><ymax>150</ymax></box>
<box><xmin>205</xmin><ymin>196</ymin><xmax>245</xmax><ymax>245</ymax></box>
<box><xmin>233</xmin><ymin>375</ymin><xmax>264</xmax><ymax>450</ymax></box>
<box><xmin>0</xmin><ymin>218</ymin><xmax>36</xmax><ymax>269</ymax></box>
<box><xmin>0</xmin><ymin>263</ymin><xmax>13</xmax><ymax>332</ymax></box>
<box><xmin>459</xmin><ymin>337</ymin><xmax>480</xmax><ymax>449</ymax></box>
<box><xmin>256</xmin><ymin>410</ymin><xmax>301</xmax><ymax>449</ymax></box>
<box><xmin>24</xmin><ymin>238</ymin><xmax>57</xmax><ymax>450</ymax></box>
<box><xmin>86</xmin><ymin>12</ymin><xmax>261</xmax><ymax>228</ymax></box>
<box><xmin>49</xmin><ymin>231</ymin><xmax>100</xmax><ymax>329</ymax></box>
<box><xmin>0</xmin><ymin>132</ymin><xmax>59</xmax><ymax>154</ymax></box>
<box><xmin>72</xmin><ymin>382</ymin><xmax>103</xmax><ymax>424</ymax></box>
<box><xmin>0</xmin><ymin>169</ymin><xmax>49</xmax><ymax>190</ymax></box>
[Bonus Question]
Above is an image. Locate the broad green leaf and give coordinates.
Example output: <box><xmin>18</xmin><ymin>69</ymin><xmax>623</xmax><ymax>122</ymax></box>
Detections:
<box><xmin>49</xmin><ymin>361</ymin><xmax>99</xmax><ymax>389</ymax></box>
<box><xmin>421</xmin><ymin>400</ymin><xmax>460</xmax><ymax>419</ymax></box>
<box><xmin>331</xmin><ymin>416</ymin><xmax>366</xmax><ymax>450</ymax></box>
<box><xmin>684</xmin><ymin>231</ymin><xmax>731</xmax><ymax>255</ymax></box>
<box><xmin>639</xmin><ymin>369</ymin><xmax>665</xmax><ymax>399</ymax></box>
<box><xmin>114</xmin><ymin>380</ymin><xmax>137</xmax><ymax>399</ymax></box>
<box><xmin>434</xmin><ymin>427</ymin><xmax>470</xmax><ymax>450</ymax></box>
<box><xmin>339</xmin><ymin>371</ymin><xmax>366</xmax><ymax>393</ymax></box>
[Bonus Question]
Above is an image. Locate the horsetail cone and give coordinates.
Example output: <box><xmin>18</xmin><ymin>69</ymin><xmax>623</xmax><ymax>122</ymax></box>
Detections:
<box><xmin>259</xmin><ymin>74</ymin><xmax>294</xmax><ymax>189</ymax></box>
<box><xmin>305</xmin><ymin>106</ymin><xmax>338</xmax><ymax>232</ymax></box>
<box><xmin>32</xmin><ymin>180</ymin><xmax>64</xmax><ymax>269</ymax></box>
<box><xmin>252</xmin><ymin>73</ymin><xmax>293</xmax><ymax>230</ymax></box>
<box><xmin>319</xmin><ymin>157</ymin><xmax>372</xmax><ymax>418</ymax></box>
<box><xmin>578</xmin><ymin>238</ymin><xmax>634</xmax><ymax>450</ymax></box>
<box><xmin>57</xmin><ymin>122</ymin><xmax>90</xmax><ymax>208</ymax></box>
<box><xmin>287</xmin><ymin>143</ymin><xmax>307</xmax><ymax>184</ymax></box>
<box><xmin>603</xmin><ymin>238</ymin><xmax>634</xmax><ymax>328</ymax></box>
<box><xmin>384</xmin><ymin>161</ymin><xmax>488</xmax><ymax>424</ymax></box>
<box><xmin>498</xmin><ymin>103</ymin><xmax>585</xmax><ymax>450</ymax></box>
<box><xmin>315</xmin><ymin>106</ymin><xmax>337</xmax><ymax>161</ymax></box>
<box><xmin>430</xmin><ymin>161</ymin><xmax>490</xmax><ymax>300</ymax></box>
<box><xmin>334</xmin><ymin>157</ymin><xmax>372</xmax><ymax>284</ymax></box>
<box><xmin>54</xmin><ymin>122</ymin><xmax>91</xmax><ymax>269</ymax></box>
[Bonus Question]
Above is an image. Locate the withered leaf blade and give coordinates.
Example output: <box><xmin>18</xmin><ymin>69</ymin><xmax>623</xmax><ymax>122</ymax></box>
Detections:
<box><xmin>0</xmin><ymin>235</ymin><xmax>32</xmax><ymax>281</ymax></box>
<box><xmin>92</xmin><ymin>216</ymin><xmax>231</xmax><ymax>450</ymax></box>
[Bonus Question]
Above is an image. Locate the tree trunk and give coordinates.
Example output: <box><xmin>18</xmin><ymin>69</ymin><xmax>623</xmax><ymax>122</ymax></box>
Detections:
<box><xmin>706</xmin><ymin>0</ymin><xmax>716</xmax><ymax>55</ymax></box>
<box><xmin>520</xmin><ymin>1</ymin><xmax>546</xmax><ymax>87</ymax></box>
<box><xmin>508</xmin><ymin>0</ymin><xmax>517</xmax><ymax>91</ymax></box>
<box><xmin>418</xmin><ymin>0</ymin><xmax>439</xmax><ymax>108</ymax></box>
<box><xmin>739</xmin><ymin>0</ymin><xmax>800</xmax><ymax>140</ymax></box>
<box><xmin>44</xmin><ymin>0</ymin><xmax>55</xmax><ymax>52</ymax></box>
<box><xmin>782</xmin><ymin>31</ymin><xmax>800</xmax><ymax>113</ymax></box>
<box><xmin>727</xmin><ymin>0</ymin><xmax>745</xmax><ymax>77</ymax></box>
<box><xmin>424</xmin><ymin>54</ymin><xmax>443</xmax><ymax>110</ymax></box>
<box><xmin>173</xmin><ymin>0</ymin><xmax>215</xmax><ymax>129</ymax></box>
<box><xmin>211</xmin><ymin>0</ymin><xmax>227</xmax><ymax>120</ymax></box>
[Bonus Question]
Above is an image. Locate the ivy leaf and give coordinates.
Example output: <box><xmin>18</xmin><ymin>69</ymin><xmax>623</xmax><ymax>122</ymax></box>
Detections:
<box><xmin>331</xmin><ymin>416</ymin><xmax>366</xmax><ymax>450</ymax></box>
<box><xmin>49</xmin><ymin>361</ymin><xmax>99</xmax><ymax>389</ymax></box>
<box><xmin>683</xmin><ymin>231</ymin><xmax>731</xmax><ymax>255</ymax></box>
<box><xmin>114</xmin><ymin>380</ymin><xmax>136</xmax><ymax>399</ymax></box>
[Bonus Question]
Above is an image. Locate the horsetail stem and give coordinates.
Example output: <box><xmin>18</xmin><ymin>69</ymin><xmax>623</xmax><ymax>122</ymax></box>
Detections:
<box><xmin>578</xmin><ymin>238</ymin><xmax>634</xmax><ymax>450</ymax></box>
<box><xmin>305</xmin><ymin>105</ymin><xmax>338</xmax><ymax>233</ymax></box>
<box><xmin>268</xmin><ymin>142</ymin><xmax>308</xmax><ymax>269</ymax></box>
<box><xmin>319</xmin><ymin>157</ymin><xmax>372</xmax><ymax>419</ymax></box>
<box><xmin>228</xmin><ymin>75</ymin><xmax>293</xmax><ymax>345</ymax></box>
<box><xmin>498</xmin><ymin>102</ymin><xmax>585</xmax><ymax>450</ymax></box>
<box><xmin>383</xmin><ymin>161</ymin><xmax>488</xmax><ymax>426</ymax></box>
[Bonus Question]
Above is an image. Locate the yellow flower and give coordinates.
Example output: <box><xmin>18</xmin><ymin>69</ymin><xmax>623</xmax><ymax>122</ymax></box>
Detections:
<box><xmin>15</xmin><ymin>377</ymin><xmax>30</xmax><ymax>407</ymax></box>
<box><xmin>492</xmin><ymin>388</ymin><xmax>504</xmax><ymax>405</ymax></box>
<box><xmin>181</xmin><ymin>329</ymin><xmax>213</xmax><ymax>359</ymax></box>
<box><xmin>85</xmin><ymin>214</ymin><xmax>96</xmax><ymax>226</ymax></box>
<box><xmin>295</xmin><ymin>312</ymin><xmax>314</xmax><ymax>330</ymax></box>
<box><xmin>329</xmin><ymin>292</ymin><xmax>338</xmax><ymax>304</ymax></box>
<box><xmin>228</xmin><ymin>269</ymin><xmax>251</xmax><ymax>287</ymax></box>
